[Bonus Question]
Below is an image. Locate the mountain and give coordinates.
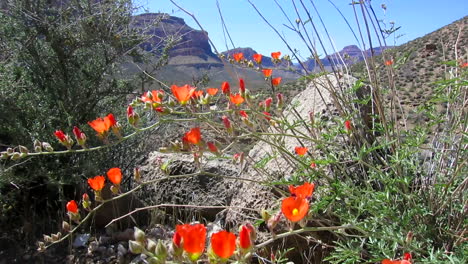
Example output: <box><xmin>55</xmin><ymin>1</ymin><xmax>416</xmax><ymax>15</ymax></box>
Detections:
<box><xmin>305</xmin><ymin>45</ymin><xmax>392</xmax><ymax>71</ymax></box>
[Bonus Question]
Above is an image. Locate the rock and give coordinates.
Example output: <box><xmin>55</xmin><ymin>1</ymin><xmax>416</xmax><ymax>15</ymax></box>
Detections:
<box><xmin>73</xmin><ymin>233</ymin><xmax>90</xmax><ymax>248</ymax></box>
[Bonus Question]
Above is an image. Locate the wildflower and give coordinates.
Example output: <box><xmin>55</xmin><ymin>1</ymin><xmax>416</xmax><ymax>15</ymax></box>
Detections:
<box><xmin>289</xmin><ymin>182</ymin><xmax>315</xmax><ymax>199</ymax></box>
<box><xmin>172</xmin><ymin>231</ymin><xmax>182</xmax><ymax>247</ymax></box>
<box><xmin>211</xmin><ymin>230</ymin><xmax>236</xmax><ymax>259</ymax></box>
<box><xmin>171</xmin><ymin>84</ymin><xmax>196</xmax><ymax>105</ymax></box>
<box><xmin>66</xmin><ymin>200</ymin><xmax>78</xmax><ymax>214</ymax></box>
<box><xmin>88</xmin><ymin>114</ymin><xmax>114</xmax><ymax>135</ymax></box>
<box><xmin>253</xmin><ymin>53</ymin><xmax>262</xmax><ymax>64</ymax></box>
<box><xmin>344</xmin><ymin>120</ymin><xmax>352</xmax><ymax>131</ymax></box>
<box><xmin>207</xmin><ymin>142</ymin><xmax>219</xmax><ymax>154</ymax></box>
<box><xmin>183</xmin><ymin>127</ymin><xmax>202</xmax><ymax>145</ymax></box>
<box><xmin>295</xmin><ymin>146</ymin><xmax>308</xmax><ymax>156</ymax></box>
<box><xmin>233</xmin><ymin>52</ymin><xmax>244</xmax><ymax>62</ymax></box>
<box><xmin>281</xmin><ymin>196</ymin><xmax>309</xmax><ymax>222</ymax></box>
<box><xmin>206</xmin><ymin>88</ymin><xmax>219</xmax><ymax>96</ymax></box>
<box><xmin>264</xmin><ymin>97</ymin><xmax>273</xmax><ymax>112</ymax></box>
<box><xmin>221</xmin><ymin>82</ymin><xmax>230</xmax><ymax>95</ymax></box>
<box><xmin>222</xmin><ymin>115</ymin><xmax>231</xmax><ymax>129</ymax></box>
<box><xmin>175</xmin><ymin>223</ymin><xmax>206</xmax><ymax>261</ymax></box>
<box><xmin>107</xmin><ymin>167</ymin><xmax>122</xmax><ymax>185</ymax></box>
<box><xmin>460</xmin><ymin>62</ymin><xmax>468</xmax><ymax>68</ymax></box>
<box><xmin>141</xmin><ymin>90</ymin><xmax>163</xmax><ymax>104</ymax></box>
<box><xmin>239</xmin><ymin>110</ymin><xmax>248</xmax><ymax>119</ymax></box>
<box><xmin>381</xmin><ymin>259</ymin><xmax>411</xmax><ymax>264</ymax></box>
<box><xmin>54</xmin><ymin>130</ymin><xmax>73</xmax><ymax>149</ymax></box>
<box><xmin>127</xmin><ymin>105</ymin><xmax>139</xmax><ymax>127</ymax></box>
<box><xmin>385</xmin><ymin>60</ymin><xmax>393</xmax><ymax>66</ymax></box>
<box><xmin>263</xmin><ymin>111</ymin><xmax>271</xmax><ymax>121</ymax></box>
<box><xmin>262</xmin><ymin>68</ymin><xmax>273</xmax><ymax>77</ymax></box>
<box><xmin>239</xmin><ymin>225</ymin><xmax>254</xmax><ymax>250</ymax></box>
<box><xmin>72</xmin><ymin>126</ymin><xmax>87</xmax><ymax>147</ymax></box>
<box><xmin>310</xmin><ymin>162</ymin><xmax>317</xmax><ymax>169</ymax></box>
<box><xmin>82</xmin><ymin>193</ymin><xmax>90</xmax><ymax>209</ymax></box>
<box><xmin>272</xmin><ymin>77</ymin><xmax>282</xmax><ymax>86</ymax></box>
<box><xmin>191</xmin><ymin>90</ymin><xmax>204</xmax><ymax>99</ymax></box>
<box><xmin>239</xmin><ymin>78</ymin><xmax>246</xmax><ymax>94</ymax></box>
<box><xmin>230</xmin><ymin>93</ymin><xmax>245</xmax><ymax>106</ymax></box>
<box><xmin>87</xmin><ymin>175</ymin><xmax>105</xmax><ymax>191</ymax></box>
<box><xmin>271</xmin><ymin>51</ymin><xmax>281</xmax><ymax>60</ymax></box>
<box><xmin>276</xmin><ymin>93</ymin><xmax>284</xmax><ymax>109</ymax></box>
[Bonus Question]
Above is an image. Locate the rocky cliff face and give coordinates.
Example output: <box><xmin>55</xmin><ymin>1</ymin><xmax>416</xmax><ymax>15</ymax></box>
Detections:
<box><xmin>132</xmin><ymin>13</ymin><xmax>221</xmax><ymax>64</ymax></box>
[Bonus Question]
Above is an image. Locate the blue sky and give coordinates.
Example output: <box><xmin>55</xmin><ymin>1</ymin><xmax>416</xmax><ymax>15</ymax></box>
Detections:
<box><xmin>134</xmin><ymin>0</ymin><xmax>467</xmax><ymax>60</ymax></box>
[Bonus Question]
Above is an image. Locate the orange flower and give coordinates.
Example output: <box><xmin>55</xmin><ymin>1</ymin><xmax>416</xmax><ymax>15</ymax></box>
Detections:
<box><xmin>382</xmin><ymin>259</ymin><xmax>411</xmax><ymax>264</ymax></box>
<box><xmin>87</xmin><ymin>175</ymin><xmax>105</xmax><ymax>191</ymax></box>
<box><xmin>253</xmin><ymin>53</ymin><xmax>262</xmax><ymax>64</ymax></box>
<box><xmin>289</xmin><ymin>182</ymin><xmax>315</xmax><ymax>199</ymax></box>
<box><xmin>281</xmin><ymin>196</ymin><xmax>309</xmax><ymax>222</ymax></box>
<box><xmin>460</xmin><ymin>62</ymin><xmax>468</xmax><ymax>68</ymax></box>
<box><xmin>206</xmin><ymin>88</ymin><xmax>218</xmax><ymax>96</ymax></box>
<box><xmin>271</xmin><ymin>51</ymin><xmax>281</xmax><ymax>60</ymax></box>
<box><xmin>344</xmin><ymin>120</ymin><xmax>352</xmax><ymax>131</ymax></box>
<box><xmin>183</xmin><ymin>127</ymin><xmax>202</xmax><ymax>145</ymax></box>
<box><xmin>262</xmin><ymin>68</ymin><xmax>272</xmax><ymax>77</ymax></box>
<box><xmin>272</xmin><ymin>77</ymin><xmax>282</xmax><ymax>86</ymax></box>
<box><xmin>175</xmin><ymin>223</ymin><xmax>206</xmax><ymax>258</ymax></box>
<box><xmin>191</xmin><ymin>90</ymin><xmax>204</xmax><ymax>99</ymax></box>
<box><xmin>171</xmin><ymin>84</ymin><xmax>196</xmax><ymax>105</ymax></box>
<box><xmin>141</xmin><ymin>90</ymin><xmax>163</xmax><ymax>103</ymax></box>
<box><xmin>230</xmin><ymin>93</ymin><xmax>244</xmax><ymax>106</ymax></box>
<box><xmin>88</xmin><ymin>114</ymin><xmax>114</xmax><ymax>134</ymax></box>
<box><xmin>172</xmin><ymin>231</ymin><xmax>182</xmax><ymax>247</ymax></box>
<box><xmin>107</xmin><ymin>167</ymin><xmax>122</xmax><ymax>185</ymax></box>
<box><xmin>239</xmin><ymin>225</ymin><xmax>253</xmax><ymax>249</ymax></box>
<box><xmin>211</xmin><ymin>230</ymin><xmax>236</xmax><ymax>259</ymax></box>
<box><xmin>221</xmin><ymin>82</ymin><xmax>230</xmax><ymax>95</ymax></box>
<box><xmin>385</xmin><ymin>60</ymin><xmax>393</xmax><ymax>66</ymax></box>
<box><xmin>66</xmin><ymin>200</ymin><xmax>78</xmax><ymax>214</ymax></box>
<box><xmin>233</xmin><ymin>52</ymin><xmax>244</xmax><ymax>62</ymax></box>
<box><xmin>295</xmin><ymin>146</ymin><xmax>308</xmax><ymax>156</ymax></box>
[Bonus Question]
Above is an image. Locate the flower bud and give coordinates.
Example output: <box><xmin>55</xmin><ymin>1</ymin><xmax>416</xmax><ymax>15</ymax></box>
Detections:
<box><xmin>406</xmin><ymin>231</ymin><xmax>414</xmax><ymax>244</ymax></box>
<box><xmin>146</xmin><ymin>238</ymin><xmax>157</xmax><ymax>253</ymax></box>
<box><xmin>0</xmin><ymin>152</ymin><xmax>8</xmax><ymax>159</ymax></box>
<box><xmin>6</xmin><ymin>148</ymin><xmax>13</xmax><ymax>154</ymax></box>
<box><xmin>276</xmin><ymin>93</ymin><xmax>284</xmax><ymax>109</ymax></box>
<box><xmin>43</xmin><ymin>235</ymin><xmax>53</xmax><ymax>243</ymax></box>
<box><xmin>134</xmin><ymin>167</ymin><xmax>141</xmax><ymax>182</ymax></box>
<box><xmin>134</xmin><ymin>227</ymin><xmax>145</xmax><ymax>243</ymax></box>
<box><xmin>128</xmin><ymin>240</ymin><xmax>143</xmax><ymax>254</ymax></box>
<box><xmin>155</xmin><ymin>240</ymin><xmax>168</xmax><ymax>260</ymax></box>
<box><xmin>51</xmin><ymin>233</ymin><xmax>59</xmax><ymax>242</ymax></box>
<box><xmin>110</xmin><ymin>185</ymin><xmax>119</xmax><ymax>195</ymax></box>
<box><xmin>264</xmin><ymin>97</ymin><xmax>273</xmax><ymax>112</ymax></box>
<box><xmin>11</xmin><ymin>152</ymin><xmax>21</xmax><ymax>160</ymax></box>
<box><xmin>19</xmin><ymin>145</ymin><xmax>29</xmax><ymax>154</ymax></box>
<box><xmin>42</xmin><ymin>142</ymin><xmax>53</xmax><ymax>152</ymax></box>
<box><xmin>37</xmin><ymin>241</ymin><xmax>46</xmax><ymax>252</ymax></box>
<box><xmin>62</xmin><ymin>221</ymin><xmax>70</xmax><ymax>233</ymax></box>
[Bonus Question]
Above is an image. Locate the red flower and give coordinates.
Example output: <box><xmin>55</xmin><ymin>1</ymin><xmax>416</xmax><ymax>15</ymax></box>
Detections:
<box><xmin>211</xmin><ymin>230</ymin><xmax>236</xmax><ymax>259</ymax></box>
<box><xmin>107</xmin><ymin>167</ymin><xmax>122</xmax><ymax>185</ymax></box>
<box><xmin>272</xmin><ymin>77</ymin><xmax>282</xmax><ymax>86</ymax></box>
<box><xmin>271</xmin><ymin>51</ymin><xmax>281</xmax><ymax>60</ymax></box>
<box><xmin>173</xmin><ymin>231</ymin><xmax>182</xmax><ymax>247</ymax></box>
<box><xmin>82</xmin><ymin>193</ymin><xmax>89</xmax><ymax>202</ymax></box>
<box><xmin>141</xmin><ymin>90</ymin><xmax>163</xmax><ymax>103</ymax></box>
<box><xmin>253</xmin><ymin>53</ymin><xmax>262</xmax><ymax>64</ymax></box>
<box><xmin>175</xmin><ymin>223</ymin><xmax>206</xmax><ymax>257</ymax></box>
<box><xmin>88</xmin><ymin>114</ymin><xmax>114</xmax><ymax>134</ymax></box>
<box><xmin>66</xmin><ymin>200</ymin><xmax>78</xmax><ymax>214</ymax></box>
<box><xmin>171</xmin><ymin>84</ymin><xmax>196</xmax><ymax>105</ymax></box>
<box><xmin>54</xmin><ymin>130</ymin><xmax>67</xmax><ymax>142</ymax></box>
<box><xmin>239</xmin><ymin>225</ymin><xmax>253</xmax><ymax>249</ymax></box>
<box><xmin>239</xmin><ymin>110</ymin><xmax>248</xmax><ymax>118</ymax></box>
<box><xmin>263</xmin><ymin>111</ymin><xmax>271</xmax><ymax>121</ymax></box>
<box><xmin>295</xmin><ymin>146</ymin><xmax>308</xmax><ymax>156</ymax></box>
<box><xmin>276</xmin><ymin>93</ymin><xmax>284</xmax><ymax>108</ymax></box>
<box><xmin>230</xmin><ymin>93</ymin><xmax>244</xmax><ymax>106</ymax></box>
<box><xmin>207</xmin><ymin>88</ymin><xmax>219</xmax><ymax>96</ymax></box>
<box><xmin>289</xmin><ymin>182</ymin><xmax>315</xmax><ymax>199</ymax></box>
<box><xmin>222</xmin><ymin>116</ymin><xmax>231</xmax><ymax>130</ymax></box>
<box><xmin>233</xmin><ymin>52</ymin><xmax>244</xmax><ymax>62</ymax></box>
<box><xmin>265</xmin><ymin>97</ymin><xmax>272</xmax><ymax>108</ymax></box>
<box><xmin>310</xmin><ymin>162</ymin><xmax>317</xmax><ymax>168</ymax></box>
<box><xmin>385</xmin><ymin>60</ymin><xmax>393</xmax><ymax>66</ymax></box>
<box><xmin>281</xmin><ymin>197</ymin><xmax>309</xmax><ymax>222</ymax></box>
<box><xmin>239</xmin><ymin>78</ymin><xmax>245</xmax><ymax>93</ymax></box>
<box><xmin>183</xmin><ymin>127</ymin><xmax>202</xmax><ymax>145</ymax></box>
<box><xmin>207</xmin><ymin>142</ymin><xmax>219</xmax><ymax>153</ymax></box>
<box><xmin>344</xmin><ymin>120</ymin><xmax>352</xmax><ymax>131</ymax></box>
<box><xmin>87</xmin><ymin>175</ymin><xmax>105</xmax><ymax>191</ymax></box>
<box><xmin>460</xmin><ymin>62</ymin><xmax>468</xmax><ymax>68</ymax></box>
<box><xmin>382</xmin><ymin>259</ymin><xmax>411</xmax><ymax>264</ymax></box>
<box><xmin>72</xmin><ymin>126</ymin><xmax>85</xmax><ymax>141</ymax></box>
<box><xmin>221</xmin><ymin>82</ymin><xmax>230</xmax><ymax>95</ymax></box>
<box><xmin>404</xmin><ymin>253</ymin><xmax>412</xmax><ymax>261</ymax></box>
<box><xmin>262</xmin><ymin>68</ymin><xmax>273</xmax><ymax>77</ymax></box>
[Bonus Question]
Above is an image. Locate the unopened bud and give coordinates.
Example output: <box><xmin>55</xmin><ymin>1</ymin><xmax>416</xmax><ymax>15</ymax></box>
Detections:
<box><xmin>43</xmin><ymin>235</ymin><xmax>53</xmax><ymax>243</ymax></box>
<box><xmin>146</xmin><ymin>238</ymin><xmax>157</xmax><ymax>253</ymax></box>
<box><xmin>62</xmin><ymin>221</ymin><xmax>70</xmax><ymax>232</ymax></box>
<box><xmin>406</xmin><ymin>231</ymin><xmax>414</xmax><ymax>244</ymax></box>
<box><xmin>134</xmin><ymin>167</ymin><xmax>141</xmax><ymax>182</ymax></box>
<box><xmin>51</xmin><ymin>233</ymin><xmax>59</xmax><ymax>241</ymax></box>
<box><xmin>19</xmin><ymin>145</ymin><xmax>29</xmax><ymax>154</ymax></box>
<box><xmin>11</xmin><ymin>152</ymin><xmax>21</xmax><ymax>160</ymax></box>
<box><xmin>128</xmin><ymin>240</ymin><xmax>143</xmax><ymax>254</ymax></box>
<box><xmin>155</xmin><ymin>240</ymin><xmax>168</xmax><ymax>260</ymax></box>
<box><xmin>6</xmin><ymin>148</ymin><xmax>13</xmax><ymax>154</ymax></box>
<box><xmin>134</xmin><ymin>227</ymin><xmax>145</xmax><ymax>243</ymax></box>
<box><xmin>42</xmin><ymin>142</ymin><xmax>53</xmax><ymax>152</ymax></box>
<box><xmin>1</xmin><ymin>152</ymin><xmax>8</xmax><ymax>159</ymax></box>
<box><xmin>110</xmin><ymin>185</ymin><xmax>119</xmax><ymax>195</ymax></box>
<box><xmin>37</xmin><ymin>241</ymin><xmax>46</xmax><ymax>252</ymax></box>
